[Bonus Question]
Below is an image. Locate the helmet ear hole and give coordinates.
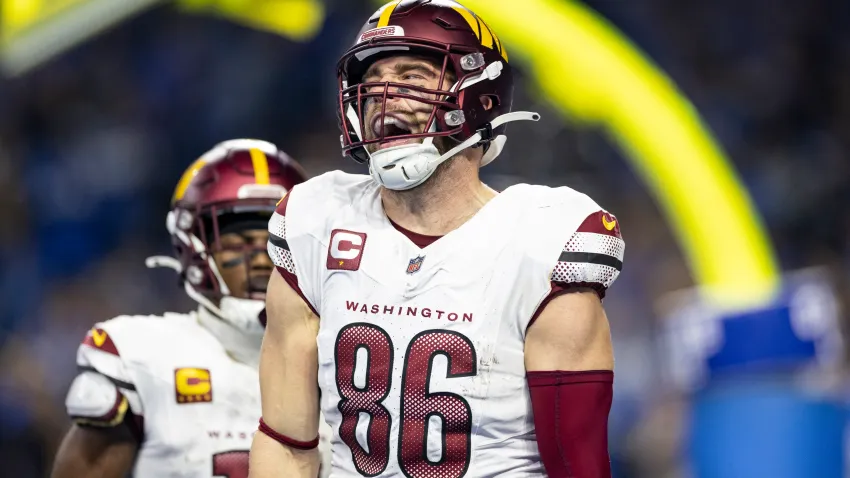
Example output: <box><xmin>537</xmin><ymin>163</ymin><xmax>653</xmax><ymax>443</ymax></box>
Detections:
<box><xmin>480</xmin><ymin>95</ymin><xmax>497</xmax><ymax>111</ymax></box>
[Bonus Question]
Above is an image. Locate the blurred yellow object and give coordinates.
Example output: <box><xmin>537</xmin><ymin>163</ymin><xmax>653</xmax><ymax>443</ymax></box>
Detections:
<box><xmin>177</xmin><ymin>0</ymin><xmax>325</xmax><ymax>41</ymax></box>
<box><xmin>0</xmin><ymin>0</ymin><xmax>323</xmax><ymax>75</ymax></box>
<box><xmin>483</xmin><ymin>0</ymin><xmax>781</xmax><ymax>308</ymax></box>
<box><xmin>370</xmin><ymin>0</ymin><xmax>780</xmax><ymax>308</ymax></box>
<box><xmin>1</xmin><ymin>0</ymin><xmax>86</xmax><ymax>43</ymax></box>
<box><xmin>0</xmin><ymin>0</ymin><xmax>165</xmax><ymax>75</ymax></box>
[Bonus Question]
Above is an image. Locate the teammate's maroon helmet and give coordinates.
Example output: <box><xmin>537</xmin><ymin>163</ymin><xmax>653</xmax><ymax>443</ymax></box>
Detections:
<box><xmin>155</xmin><ymin>139</ymin><xmax>307</xmax><ymax>306</ymax></box>
<box><xmin>337</xmin><ymin>0</ymin><xmax>536</xmax><ymax>168</ymax></box>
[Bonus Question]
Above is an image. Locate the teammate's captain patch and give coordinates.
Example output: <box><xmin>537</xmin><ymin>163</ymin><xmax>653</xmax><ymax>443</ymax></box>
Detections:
<box><xmin>174</xmin><ymin>368</ymin><xmax>213</xmax><ymax>404</ymax></box>
<box><xmin>82</xmin><ymin>327</ymin><xmax>119</xmax><ymax>356</ymax></box>
<box><xmin>406</xmin><ymin>256</ymin><xmax>425</xmax><ymax>274</ymax></box>
<box><xmin>327</xmin><ymin>229</ymin><xmax>367</xmax><ymax>271</ymax></box>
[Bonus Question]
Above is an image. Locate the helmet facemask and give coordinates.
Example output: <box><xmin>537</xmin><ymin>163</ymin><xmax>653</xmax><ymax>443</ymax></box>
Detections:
<box><xmin>202</xmin><ymin>210</ymin><xmax>274</xmax><ymax>302</ymax></box>
<box><xmin>338</xmin><ymin>37</ymin><xmax>539</xmax><ymax>190</ymax></box>
<box><xmin>173</xmin><ymin>199</ymin><xmax>276</xmax><ymax>305</ymax></box>
<box><xmin>338</xmin><ymin>40</ymin><xmax>496</xmax><ymax>164</ymax></box>
<box><xmin>148</xmin><ymin>198</ymin><xmax>276</xmax><ymax>336</ymax></box>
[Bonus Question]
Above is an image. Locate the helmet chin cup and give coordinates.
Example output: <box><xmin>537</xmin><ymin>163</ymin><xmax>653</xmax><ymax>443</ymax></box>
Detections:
<box><xmin>368</xmin><ymin>141</ymin><xmax>441</xmax><ymax>191</ymax></box>
<box><xmin>368</xmin><ymin>111</ymin><xmax>540</xmax><ymax>191</ymax></box>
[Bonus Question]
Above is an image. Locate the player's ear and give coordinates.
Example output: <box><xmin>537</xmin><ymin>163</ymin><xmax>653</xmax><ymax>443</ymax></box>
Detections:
<box><xmin>480</xmin><ymin>95</ymin><xmax>494</xmax><ymax>111</ymax></box>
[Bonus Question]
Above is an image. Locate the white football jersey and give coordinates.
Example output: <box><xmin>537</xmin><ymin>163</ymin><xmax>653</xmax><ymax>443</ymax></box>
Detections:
<box><xmin>65</xmin><ymin>309</ymin><xmax>333</xmax><ymax>478</ymax></box>
<box><xmin>66</xmin><ymin>311</ymin><xmax>259</xmax><ymax>477</ymax></box>
<box><xmin>268</xmin><ymin>171</ymin><xmax>624</xmax><ymax>478</ymax></box>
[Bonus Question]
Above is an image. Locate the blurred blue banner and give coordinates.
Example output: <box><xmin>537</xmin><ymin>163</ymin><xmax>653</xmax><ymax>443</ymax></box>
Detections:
<box><xmin>660</xmin><ymin>268</ymin><xmax>845</xmax><ymax>477</ymax></box>
<box><xmin>661</xmin><ymin>268</ymin><xmax>842</xmax><ymax>390</ymax></box>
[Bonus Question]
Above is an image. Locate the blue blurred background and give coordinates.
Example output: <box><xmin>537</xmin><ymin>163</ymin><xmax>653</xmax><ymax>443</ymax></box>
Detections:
<box><xmin>1</xmin><ymin>0</ymin><xmax>849</xmax><ymax>476</ymax></box>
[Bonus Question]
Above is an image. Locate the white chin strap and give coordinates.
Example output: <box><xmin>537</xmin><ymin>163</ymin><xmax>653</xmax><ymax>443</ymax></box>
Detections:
<box><xmin>367</xmin><ymin>111</ymin><xmax>539</xmax><ymax>191</ymax></box>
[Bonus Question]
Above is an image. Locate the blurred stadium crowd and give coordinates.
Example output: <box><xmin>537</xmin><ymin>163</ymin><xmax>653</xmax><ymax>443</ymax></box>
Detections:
<box><xmin>0</xmin><ymin>0</ymin><xmax>848</xmax><ymax>476</ymax></box>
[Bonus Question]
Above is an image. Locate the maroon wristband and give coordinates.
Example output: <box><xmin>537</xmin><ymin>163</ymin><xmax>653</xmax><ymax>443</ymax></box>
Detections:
<box><xmin>258</xmin><ymin>417</ymin><xmax>319</xmax><ymax>450</ymax></box>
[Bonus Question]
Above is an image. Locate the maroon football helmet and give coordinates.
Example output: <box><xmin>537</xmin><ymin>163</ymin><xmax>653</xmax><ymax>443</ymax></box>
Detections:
<box><xmin>337</xmin><ymin>0</ymin><xmax>538</xmax><ymax>174</ymax></box>
<box><xmin>153</xmin><ymin>139</ymin><xmax>307</xmax><ymax>307</ymax></box>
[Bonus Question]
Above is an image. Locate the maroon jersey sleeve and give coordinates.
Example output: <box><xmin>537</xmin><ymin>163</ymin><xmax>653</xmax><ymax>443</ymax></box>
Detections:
<box><xmin>529</xmin><ymin>210</ymin><xmax>624</xmax><ymax>326</ymax></box>
<box><xmin>550</xmin><ymin>210</ymin><xmax>624</xmax><ymax>294</ymax></box>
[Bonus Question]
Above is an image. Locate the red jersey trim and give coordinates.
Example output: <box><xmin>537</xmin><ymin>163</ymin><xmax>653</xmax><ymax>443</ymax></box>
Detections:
<box><xmin>81</xmin><ymin>327</ymin><xmax>120</xmax><ymax>356</ymax></box>
<box><xmin>576</xmin><ymin>210</ymin><xmax>622</xmax><ymax>239</ymax></box>
<box><xmin>387</xmin><ymin>218</ymin><xmax>442</xmax><ymax>248</ymax></box>
<box><xmin>527</xmin><ymin>282</ymin><xmax>605</xmax><ymax>330</ymax></box>
<box><xmin>275</xmin><ymin>191</ymin><xmax>292</xmax><ymax>215</ymax></box>
<box><xmin>275</xmin><ymin>266</ymin><xmax>319</xmax><ymax>317</ymax></box>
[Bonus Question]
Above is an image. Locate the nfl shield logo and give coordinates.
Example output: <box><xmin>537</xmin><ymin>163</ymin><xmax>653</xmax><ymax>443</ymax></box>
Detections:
<box><xmin>406</xmin><ymin>256</ymin><xmax>425</xmax><ymax>274</ymax></box>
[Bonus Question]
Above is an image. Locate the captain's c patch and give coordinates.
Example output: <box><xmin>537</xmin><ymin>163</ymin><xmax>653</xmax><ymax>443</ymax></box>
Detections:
<box><xmin>175</xmin><ymin>368</ymin><xmax>212</xmax><ymax>404</ymax></box>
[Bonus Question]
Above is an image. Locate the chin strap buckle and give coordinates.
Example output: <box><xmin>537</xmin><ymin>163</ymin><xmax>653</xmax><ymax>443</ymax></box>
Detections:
<box><xmin>473</xmin><ymin>123</ymin><xmax>495</xmax><ymax>149</ymax></box>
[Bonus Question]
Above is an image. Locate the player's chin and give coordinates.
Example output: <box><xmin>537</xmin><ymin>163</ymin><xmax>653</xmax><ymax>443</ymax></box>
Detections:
<box><xmin>246</xmin><ymin>274</ymin><xmax>271</xmax><ymax>299</ymax></box>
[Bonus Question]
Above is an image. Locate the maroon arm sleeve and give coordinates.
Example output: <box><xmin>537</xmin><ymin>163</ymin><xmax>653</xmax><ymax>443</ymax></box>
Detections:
<box><xmin>527</xmin><ymin>370</ymin><xmax>614</xmax><ymax>478</ymax></box>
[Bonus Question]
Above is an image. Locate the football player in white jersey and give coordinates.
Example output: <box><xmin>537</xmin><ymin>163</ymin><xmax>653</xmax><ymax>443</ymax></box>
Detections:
<box><xmin>252</xmin><ymin>2</ymin><xmax>624</xmax><ymax>477</ymax></box>
<box><xmin>51</xmin><ymin>140</ymin><xmax>332</xmax><ymax>478</ymax></box>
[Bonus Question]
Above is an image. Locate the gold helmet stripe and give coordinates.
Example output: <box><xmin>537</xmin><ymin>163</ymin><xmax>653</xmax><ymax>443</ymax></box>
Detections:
<box><xmin>451</xmin><ymin>6</ymin><xmax>480</xmax><ymax>39</ymax></box>
<box><xmin>476</xmin><ymin>16</ymin><xmax>494</xmax><ymax>49</ymax></box>
<box><xmin>376</xmin><ymin>0</ymin><xmax>400</xmax><ymax>28</ymax></box>
<box><xmin>249</xmin><ymin>148</ymin><xmax>271</xmax><ymax>185</ymax></box>
<box><xmin>480</xmin><ymin>17</ymin><xmax>508</xmax><ymax>61</ymax></box>
<box><xmin>451</xmin><ymin>6</ymin><xmax>508</xmax><ymax>62</ymax></box>
<box><xmin>172</xmin><ymin>158</ymin><xmax>206</xmax><ymax>204</ymax></box>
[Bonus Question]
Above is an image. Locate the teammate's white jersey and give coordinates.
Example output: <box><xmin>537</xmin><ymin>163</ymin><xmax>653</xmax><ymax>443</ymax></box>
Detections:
<box><xmin>268</xmin><ymin>171</ymin><xmax>625</xmax><ymax>478</ymax></box>
<box><xmin>65</xmin><ymin>310</ymin><xmax>259</xmax><ymax>477</ymax></box>
<box><xmin>65</xmin><ymin>309</ymin><xmax>333</xmax><ymax>477</ymax></box>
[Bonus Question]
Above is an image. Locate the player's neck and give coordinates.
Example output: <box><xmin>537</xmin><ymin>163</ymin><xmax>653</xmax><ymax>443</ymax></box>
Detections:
<box><xmin>380</xmin><ymin>156</ymin><xmax>497</xmax><ymax>236</ymax></box>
